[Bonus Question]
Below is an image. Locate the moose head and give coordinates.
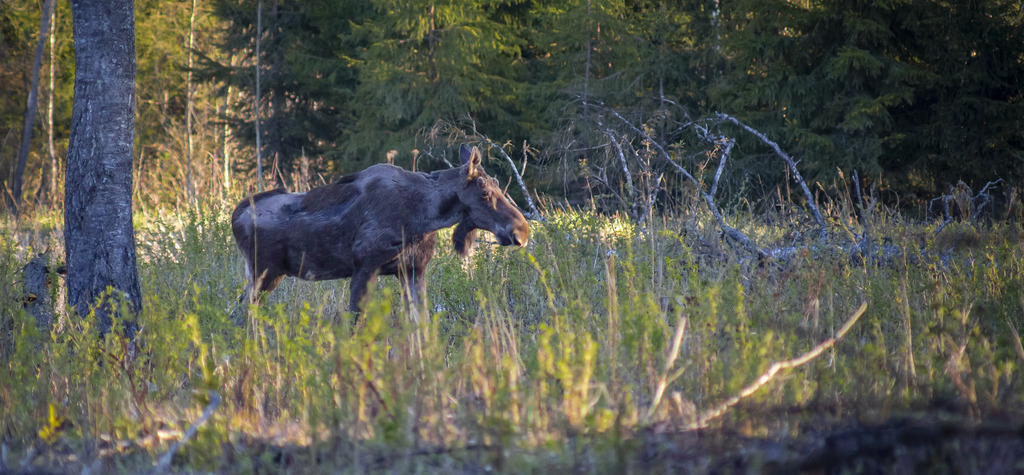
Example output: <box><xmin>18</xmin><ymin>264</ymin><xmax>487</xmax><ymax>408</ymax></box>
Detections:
<box><xmin>452</xmin><ymin>144</ymin><xmax>530</xmax><ymax>257</ymax></box>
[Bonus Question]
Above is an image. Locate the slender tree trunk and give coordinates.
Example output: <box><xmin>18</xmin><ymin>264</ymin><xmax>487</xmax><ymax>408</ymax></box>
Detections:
<box><xmin>222</xmin><ymin>79</ymin><xmax>232</xmax><ymax>192</ymax></box>
<box><xmin>269</xmin><ymin>0</ymin><xmax>283</xmax><ymax>189</ymax></box>
<box><xmin>47</xmin><ymin>0</ymin><xmax>58</xmax><ymax>204</ymax></box>
<box><xmin>254</xmin><ymin>0</ymin><xmax>263</xmax><ymax>191</ymax></box>
<box><xmin>427</xmin><ymin>4</ymin><xmax>437</xmax><ymax>81</ymax></box>
<box><xmin>10</xmin><ymin>0</ymin><xmax>55</xmax><ymax>213</ymax></box>
<box><xmin>33</xmin><ymin>0</ymin><xmax>58</xmax><ymax>207</ymax></box>
<box><xmin>65</xmin><ymin>0</ymin><xmax>142</xmax><ymax>338</ymax></box>
<box><xmin>582</xmin><ymin>0</ymin><xmax>591</xmax><ymax>123</ymax></box>
<box><xmin>185</xmin><ymin>0</ymin><xmax>198</xmax><ymax>205</ymax></box>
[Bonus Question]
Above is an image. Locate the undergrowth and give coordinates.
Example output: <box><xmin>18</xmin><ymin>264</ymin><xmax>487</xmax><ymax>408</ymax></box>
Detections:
<box><xmin>2</xmin><ymin>200</ymin><xmax>1023</xmax><ymax>473</ymax></box>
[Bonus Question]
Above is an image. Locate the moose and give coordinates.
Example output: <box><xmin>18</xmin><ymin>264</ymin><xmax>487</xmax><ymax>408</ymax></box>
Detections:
<box><xmin>231</xmin><ymin>144</ymin><xmax>530</xmax><ymax>322</ymax></box>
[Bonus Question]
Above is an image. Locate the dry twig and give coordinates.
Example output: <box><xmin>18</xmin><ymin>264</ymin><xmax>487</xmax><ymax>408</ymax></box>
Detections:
<box><xmin>688</xmin><ymin>302</ymin><xmax>868</xmax><ymax>430</ymax></box>
<box><xmin>153</xmin><ymin>391</ymin><xmax>221</xmax><ymax>474</ymax></box>
<box><xmin>646</xmin><ymin>314</ymin><xmax>689</xmax><ymax>422</ymax></box>
<box><xmin>467</xmin><ymin>122</ymin><xmax>542</xmax><ymax>220</ymax></box>
<box><xmin>1007</xmin><ymin>318</ymin><xmax>1024</xmax><ymax>367</ymax></box>
<box><xmin>715</xmin><ymin>113</ymin><xmax>828</xmax><ymax>240</ymax></box>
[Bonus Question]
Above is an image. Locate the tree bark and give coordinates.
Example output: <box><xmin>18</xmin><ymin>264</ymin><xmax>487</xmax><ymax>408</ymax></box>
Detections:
<box><xmin>34</xmin><ymin>0</ymin><xmax>59</xmax><ymax>207</ymax></box>
<box><xmin>222</xmin><ymin>81</ymin><xmax>232</xmax><ymax>192</ymax></box>
<box><xmin>47</xmin><ymin>0</ymin><xmax>58</xmax><ymax>203</ymax></box>
<box><xmin>254</xmin><ymin>0</ymin><xmax>263</xmax><ymax>191</ymax></box>
<box><xmin>65</xmin><ymin>0</ymin><xmax>142</xmax><ymax>338</ymax></box>
<box><xmin>10</xmin><ymin>0</ymin><xmax>55</xmax><ymax>213</ymax></box>
<box><xmin>185</xmin><ymin>0</ymin><xmax>198</xmax><ymax>205</ymax></box>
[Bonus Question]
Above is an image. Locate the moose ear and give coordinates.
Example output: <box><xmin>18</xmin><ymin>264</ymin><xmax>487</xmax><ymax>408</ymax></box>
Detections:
<box><xmin>462</xmin><ymin>145</ymin><xmax>482</xmax><ymax>180</ymax></box>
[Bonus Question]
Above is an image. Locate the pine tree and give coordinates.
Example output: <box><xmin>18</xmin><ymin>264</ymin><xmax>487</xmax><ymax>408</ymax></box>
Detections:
<box><xmin>345</xmin><ymin>0</ymin><xmax>528</xmax><ymax>170</ymax></box>
<box><xmin>717</xmin><ymin>0</ymin><xmax>1024</xmax><ymax>201</ymax></box>
<box><xmin>200</xmin><ymin>0</ymin><xmax>367</xmax><ymax>181</ymax></box>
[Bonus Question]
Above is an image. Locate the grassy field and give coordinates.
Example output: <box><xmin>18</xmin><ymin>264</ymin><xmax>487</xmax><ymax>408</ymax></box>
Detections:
<box><xmin>2</xmin><ymin>197</ymin><xmax>1024</xmax><ymax>473</ymax></box>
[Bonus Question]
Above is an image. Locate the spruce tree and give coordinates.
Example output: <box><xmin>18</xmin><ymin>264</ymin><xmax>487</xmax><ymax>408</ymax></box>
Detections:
<box><xmin>717</xmin><ymin>0</ymin><xmax>1024</xmax><ymax>201</ymax></box>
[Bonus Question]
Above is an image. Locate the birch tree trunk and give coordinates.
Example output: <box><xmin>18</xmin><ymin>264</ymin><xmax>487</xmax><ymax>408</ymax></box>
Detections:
<box><xmin>65</xmin><ymin>0</ymin><xmax>142</xmax><ymax>338</ymax></box>
<box><xmin>185</xmin><ymin>0</ymin><xmax>198</xmax><ymax>205</ymax></box>
<box><xmin>47</xmin><ymin>0</ymin><xmax>58</xmax><ymax>203</ymax></box>
<box><xmin>254</xmin><ymin>0</ymin><xmax>263</xmax><ymax>191</ymax></box>
<box><xmin>222</xmin><ymin>82</ymin><xmax>232</xmax><ymax>192</ymax></box>
<box><xmin>10</xmin><ymin>0</ymin><xmax>55</xmax><ymax>213</ymax></box>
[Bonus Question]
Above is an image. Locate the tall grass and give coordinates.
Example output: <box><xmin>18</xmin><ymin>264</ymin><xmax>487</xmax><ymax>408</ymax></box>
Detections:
<box><xmin>2</xmin><ymin>199</ymin><xmax>1023</xmax><ymax>472</ymax></box>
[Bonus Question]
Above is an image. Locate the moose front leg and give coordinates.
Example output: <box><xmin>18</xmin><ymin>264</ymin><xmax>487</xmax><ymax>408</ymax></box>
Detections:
<box><xmin>397</xmin><ymin>267</ymin><xmax>428</xmax><ymax>323</ymax></box>
<box><xmin>395</xmin><ymin>234</ymin><xmax>435</xmax><ymax>322</ymax></box>
<box><xmin>348</xmin><ymin>267</ymin><xmax>379</xmax><ymax>327</ymax></box>
<box><xmin>348</xmin><ymin>238</ymin><xmax>407</xmax><ymax>327</ymax></box>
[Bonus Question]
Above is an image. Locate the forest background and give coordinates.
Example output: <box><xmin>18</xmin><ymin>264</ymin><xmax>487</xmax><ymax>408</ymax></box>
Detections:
<box><xmin>2</xmin><ymin>0</ymin><xmax>1022</xmax><ymax>213</ymax></box>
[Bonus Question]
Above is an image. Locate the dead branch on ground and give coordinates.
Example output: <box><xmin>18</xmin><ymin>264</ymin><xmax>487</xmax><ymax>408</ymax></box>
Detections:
<box><xmin>715</xmin><ymin>113</ymin><xmax>829</xmax><ymax>240</ymax></box>
<box><xmin>930</xmin><ymin>179</ymin><xmax>1003</xmax><ymax>234</ymax></box>
<box><xmin>595</xmin><ymin>103</ymin><xmax>765</xmax><ymax>256</ymax></box>
<box><xmin>153</xmin><ymin>391</ymin><xmax>221</xmax><ymax>473</ymax></box>
<box><xmin>646</xmin><ymin>314</ymin><xmax>689</xmax><ymax>423</ymax></box>
<box><xmin>687</xmin><ymin>302</ymin><xmax>867</xmax><ymax>430</ymax></box>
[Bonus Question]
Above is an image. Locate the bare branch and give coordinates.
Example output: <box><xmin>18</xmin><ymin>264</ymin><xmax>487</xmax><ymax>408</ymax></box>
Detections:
<box><xmin>709</xmin><ymin>137</ymin><xmax>733</xmax><ymax>198</ymax></box>
<box><xmin>154</xmin><ymin>391</ymin><xmax>221</xmax><ymax>473</ymax></box>
<box><xmin>930</xmin><ymin>194</ymin><xmax>954</xmax><ymax>234</ymax></box>
<box><xmin>974</xmin><ymin>179</ymin><xmax>1003</xmax><ymax>217</ymax></box>
<box><xmin>637</xmin><ymin>172</ymin><xmax>663</xmax><ymax>228</ymax></box>
<box><xmin>646</xmin><ymin>314</ymin><xmax>689</xmax><ymax>422</ymax></box>
<box><xmin>978</xmin><ymin>179</ymin><xmax>1004</xmax><ymax>196</ymax></box>
<box><xmin>930</xmin><ymin>179</ymin><xmax>1003</xmax><ymax>234</ymax></box>
<box><xmin>477</xmin><ymin>137</ymin><xmax>543</xmax><ymax>220</ymax></box>
<box><xmin>589</xmin><ymin>169</ymin><xmax>629</xmax><ymax>211</ymax></box>
<box><xmin>1007</xmin><ymin>318</ymin><xmax>1024</xmax><ymax>368</ymax></box>
<box><xmin>851</xmin><ymin>169</ymin><xmax>874</xmax><ymax>259</ymax></box>
<box><xmin>520</xmin><ymin>141</ymin><xmax>530</xmax><ymax>178</ymax></box>
<box><xmin>604</xmin><ymin>130</ymin><xmax>636</xmax><ymax>206</ymax></box>
<box><xmin>715</xmin><ymin>113</ymin><xmax>828</xmax><ymax>240</ymax></box>
<box><xmin>688</xmin><ymin>302</ymin><xmax>867</xmax><ymax>430</ymax></box>
<box><xmin>599</xmin><ymin>105</ymin><xmax>764</xmax><ymax>256</ymax></box>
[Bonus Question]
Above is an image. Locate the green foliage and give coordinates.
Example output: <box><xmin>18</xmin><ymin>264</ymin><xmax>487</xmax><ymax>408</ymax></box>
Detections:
<box><xmin>0</xmin><ymin>0</ymin><xmax>74</xmax><ymax>204</ymax></box>
<box><xmin>344</xmin><ymin>0</ymin><xmax>528</xmax><ymax>165</ymax></box>
<box><xmin>6</xmin><ymin>202</ymin><xmax>1024</xmax><ymax>471</ymax></box>
<box><xmin>3</xmin><ymin>0</ymin><xmax>1018</xmax><ymax>213</ymax></box>
<box><xmin>717</xmin><ymin>0</ymin><xmax>1024</xmax><ymax>203</ymax></box>
<box><xmin>203</xmin><ymin>0</ymin><xmax>368</xmax><ymax>175</ymax></box>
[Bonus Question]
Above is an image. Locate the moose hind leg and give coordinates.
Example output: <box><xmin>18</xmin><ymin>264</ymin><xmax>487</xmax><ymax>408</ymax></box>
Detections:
<box><xmin>245</xmin><ymin>267</ymin><xmax>284</xmax><ymax>306</ymax></box>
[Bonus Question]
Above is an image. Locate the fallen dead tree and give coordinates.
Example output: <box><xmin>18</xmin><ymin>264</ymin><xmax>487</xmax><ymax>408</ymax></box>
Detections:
<box><xmin>425</xmin><ymin>107</ymin><xmax>1008</xmax><ymax>270</ymax></box>
<box><xmin>573</xmin><ymin>99</ymin><xmax>1012</xmax><ymax>268</ymax></box>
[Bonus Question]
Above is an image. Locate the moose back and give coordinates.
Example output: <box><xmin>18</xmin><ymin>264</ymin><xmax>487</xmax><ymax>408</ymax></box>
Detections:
<box><xmin>231</xmin><ymin>145</ymin><xmax>530</xmax><ymax>319</ymax></box>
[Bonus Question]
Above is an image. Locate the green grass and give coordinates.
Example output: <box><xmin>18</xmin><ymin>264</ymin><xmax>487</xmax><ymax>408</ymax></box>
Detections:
<box><xmin>2</xmin><ymin>199</ymin><xmax>1024</xmax><ymax>473</ymax></box>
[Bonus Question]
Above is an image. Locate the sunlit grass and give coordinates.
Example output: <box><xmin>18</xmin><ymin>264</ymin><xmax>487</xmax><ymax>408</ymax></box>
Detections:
<box><xmin>2</xmin><ymin>202</ymin><xmax>1023</xmax><ymax>472</ymax></box>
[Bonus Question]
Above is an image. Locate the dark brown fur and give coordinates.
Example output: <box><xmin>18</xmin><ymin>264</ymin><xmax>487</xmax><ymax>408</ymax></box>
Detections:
<box><xmin>231</xmin><ymin>145</ymin><xmax>530</xmax><ymax>320</ymax></box>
